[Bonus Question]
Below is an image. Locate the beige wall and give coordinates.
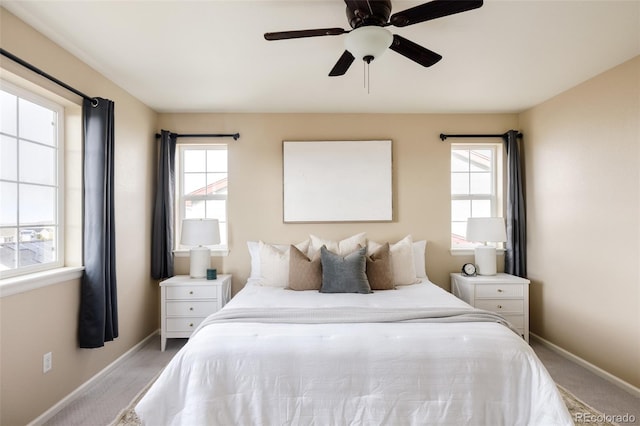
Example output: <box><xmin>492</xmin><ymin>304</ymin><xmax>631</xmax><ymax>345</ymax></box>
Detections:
<box><xmin>0</xmin><ymin>8</ymin><xmax>159</xmax><ymax>425</ymax></box>
<box><xmin>160</xmin><ymin>113</ymin><xmax>516</xmax><ymax>293</ymax></box>
<box><xmin>520</xmin><ymin>56</ymin><xmax>640</xmax><ymax>388</ymax></box>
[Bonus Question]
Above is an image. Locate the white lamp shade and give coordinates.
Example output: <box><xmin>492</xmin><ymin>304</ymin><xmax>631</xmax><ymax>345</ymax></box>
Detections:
<box><xmin>344</xmin><ymin>26</ymin><xmax>393</xmax><ymax>61</ymax></box>
<box><xmin>180</xmin><ymin>219</ymin><xmax>220</xmax><ymax>247</ymax></box>
<box><xmin>466</xmin><ymin>217</ymin><xmax>507</xmax><ymax>243</ymax></box>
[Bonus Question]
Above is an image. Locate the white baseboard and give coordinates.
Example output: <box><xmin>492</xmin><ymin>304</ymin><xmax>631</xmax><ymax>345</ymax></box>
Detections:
<box><xmin>28</xmin><ymin>330</ymin><xmax>160</xmax><ymax>426</ymax></box>
<box><xmin>530</xmin><ymin>332</ymin><xmax>640</xmax><ymax>398</ymax></box>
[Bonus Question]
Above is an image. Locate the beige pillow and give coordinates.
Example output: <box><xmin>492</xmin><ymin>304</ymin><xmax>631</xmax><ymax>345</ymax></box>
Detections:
<box><xmin>259</xmin><ymin>239</ymin><xmax>310</xmax><ymax>287</ymax></box>
<box><xmin>288</xmin><ymin>245</ymin><xmax>322</xmax><ymax>291</ymax></box>
<box><xmin>366</xmin><ymin>243</ymin><xmax>395</xmax><ymax>290</ymax></box>
<box><xmin>308</xmin><ymin>232</ymin><xmax>367</xmax><ymax>258</ymax></box>
<box><xmin>368</xmin><ymin>235</ymin><xmax>418</xmax><ymax>286</ymax></box>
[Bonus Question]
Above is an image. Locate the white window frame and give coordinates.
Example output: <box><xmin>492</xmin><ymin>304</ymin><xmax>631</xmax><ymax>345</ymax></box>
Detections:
<box><xmin>450</xmin><ymin>143</ymin><xmax>504</xmax><ymax>253</ymax></box>
<box><xmin>0</xmin><ymin>79</ymin><xmax>65</xmax><ymax>279</ymax></box>
<box><xmin>175</xmin><ymin>144</ymin><xmax>228</xmax><ymax>256</ymax></box>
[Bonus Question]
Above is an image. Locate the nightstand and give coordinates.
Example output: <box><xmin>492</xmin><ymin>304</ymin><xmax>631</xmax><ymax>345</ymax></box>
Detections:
<box><xmin>160</xmin><ymin>274</ymin><xmax>231</xmax><ymax>351</ymax></box>
<box><xmin>450</xmin><ymin>272</ymin><xmax>530</xmax><ymax>342</ymax></box>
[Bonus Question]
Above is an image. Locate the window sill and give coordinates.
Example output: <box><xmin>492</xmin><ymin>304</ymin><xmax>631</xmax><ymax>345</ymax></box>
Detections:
<box><xmin>174</xmin><ymin>248</ymin><xmax>230</xmax><ymax>257</ymax></box>
<box><xmin>450</xmin><ymin>248</ymin><xmax>506</xmax><ymax>256</ymax></box>
<box><xmin>0</xmin><ymin>266</ymin><xmax>85</xmax><ymax>298</ymax></box>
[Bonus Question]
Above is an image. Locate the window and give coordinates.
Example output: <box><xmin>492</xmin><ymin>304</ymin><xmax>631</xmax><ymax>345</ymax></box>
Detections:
<box><xmin>176</xmin><ymin>144</ymin><xmax>228</xmax><ymax>249</ymax></box>
<box><xmin>451</xmin><ymin>143</ymin><xmax>502</xmax><ymax>249</ymax></box>
<box><xmin>0</xmin><ymin>81</ymin><xmax>64</xmax><ymax>278</ymax></box>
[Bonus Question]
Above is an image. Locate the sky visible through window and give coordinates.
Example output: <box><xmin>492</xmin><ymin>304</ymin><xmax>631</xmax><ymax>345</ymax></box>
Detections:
<box><xmin>180</xmin><ymin>147</ymin><xmax>228</xmax><ymax>246</ymax></box>
<box><xmin>0</xmin><ymin>86</ymin><xmax>60</xmax><ymax>274</ymax></box>
<box><xmin>451</xmin><ymin>147</ymin><xmax>495</xmax><ymax>248</ymax></box>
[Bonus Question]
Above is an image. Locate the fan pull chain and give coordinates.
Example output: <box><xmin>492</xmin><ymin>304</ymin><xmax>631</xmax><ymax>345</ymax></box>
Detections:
<box><xmin>363</xmin><ymin>61</ymin><xmax>366</xmax><ymax>89</ymax></box>
<box><xmin>362</xmin><ymin>60</ymin><xmax>371</xmax><ymax>94</ymax></box>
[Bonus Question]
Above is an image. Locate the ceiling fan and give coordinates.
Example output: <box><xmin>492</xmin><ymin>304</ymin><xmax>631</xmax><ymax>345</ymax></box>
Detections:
<box><xmin>264</xmin><ymin>0</ymin><xmax>483</xmax><ymax>77</ymax></box>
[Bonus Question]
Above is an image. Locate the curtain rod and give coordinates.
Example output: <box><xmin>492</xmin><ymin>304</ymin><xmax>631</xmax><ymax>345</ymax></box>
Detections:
<box><xmin>1</xmin><ymin>48</ymin><xmax>96</xmax><ymax>104</ymax></box>
<box><xmin>439</xmin><ymin>132</ymin><xmax>523</xmax><ymax>141</ymax></box>
<box><xmin>155</xmin><ymin>132</ymin><xmax>240</xmax><ymax>141</ymax></box>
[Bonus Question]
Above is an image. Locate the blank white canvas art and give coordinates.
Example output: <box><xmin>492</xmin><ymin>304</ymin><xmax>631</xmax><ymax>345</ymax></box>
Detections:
<box><xmin>283</xmin><ymin>140</ymin><xmax>392</xmax><ymax>222</ymax></box>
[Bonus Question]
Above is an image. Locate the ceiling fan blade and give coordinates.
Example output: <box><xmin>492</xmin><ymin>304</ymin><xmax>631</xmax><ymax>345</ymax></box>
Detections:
<box><xmin>390</xmin><ymin>0</ymin><xmax>483</xmax><ymax>27</ymax></box>
<box><xmin>264</xmin><ymin>28</ymin><xmax>347</xmax><ymax>41</ymax></box>
<box><xmin>389</xmin><ymin>34</ymin><xmax>442</xmax><ymax>67</ymax></box>
<box><xmin>329</xmin><ymin>50</ymin><xmax>355</xmax><ymax>76</ymax></box>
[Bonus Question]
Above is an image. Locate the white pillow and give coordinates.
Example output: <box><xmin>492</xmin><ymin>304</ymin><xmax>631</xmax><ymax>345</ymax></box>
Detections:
<box><xmin>259</xmin><ymin>241</ymin><xmax>290</xmax><ymax>287</ymax></box>
<box><xmin>307</xmin><ymin>232</ymin><xmax>367</xmax><ymax>258</ymax></box>
<box><xmin>368</xmin><ymin>235</ymin><xmax>418</xmax><ymax>286</ymax></box>
<box><xmin>247</xmin><ymin>241</ymin><xmax>261</xmax><ymax>279</ymax></box>
<box><xmin>247</xmin><ymin>240</ymin><xmax>309</xmax><ymax>279</ymax></box>
<box><xmin>412</xmin><ymin>240</ymin><xmax>428</xmax><ymax>279</ymax></box>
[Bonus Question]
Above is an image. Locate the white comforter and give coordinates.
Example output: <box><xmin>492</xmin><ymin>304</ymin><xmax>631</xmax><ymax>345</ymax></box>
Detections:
<box><xmin>136</xmin><ymin>280</ymin><xmax>572</xmax><ymax>425</ymax></box>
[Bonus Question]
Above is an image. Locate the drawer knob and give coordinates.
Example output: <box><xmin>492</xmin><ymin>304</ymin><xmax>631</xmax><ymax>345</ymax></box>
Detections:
<box><xmin>497</xmin><ymin>289</ymin><xmax>503</xmax><ymax>293</ymax></box>
<box><xmin>497</xmin><ymin>305</ymin><xmax>502</xmax><ymax>309</ymax></box>
<box><xmin>189</xmin><ymin>323</ymin><xmax>194</xmax><ymax>327</ymax></box>
<box><xmin>189</xmin><ymin>307</ymin><xmax>194</xmax><ymax>311</ymax></box>
<box><xmin>189</xmin><ymin>291</ymin><xmax>194</xmax><ymax>295</ymax></box>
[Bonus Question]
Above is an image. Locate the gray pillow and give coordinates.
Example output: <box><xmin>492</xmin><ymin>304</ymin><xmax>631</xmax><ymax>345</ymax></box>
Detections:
<box><xmin>320</xmin><ymin>246</ymin><xmax>371</xmax><ymax>294</ymax></box>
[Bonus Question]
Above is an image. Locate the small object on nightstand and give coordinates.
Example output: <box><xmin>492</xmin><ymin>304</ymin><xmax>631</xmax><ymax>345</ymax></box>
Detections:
<box><xmin>160</xmin><ymin>274</ymin><xmax>231</xmax><ymax>351</ymax></box>
<box><xmin>206</xmin><ymin>268</ymin><xmax>217</xmax><ymax>280</ymax></box>
<box><xmin>461</xmin><ymin>263</ymin><xmax>477</xmax><ymax>277</ymax></box>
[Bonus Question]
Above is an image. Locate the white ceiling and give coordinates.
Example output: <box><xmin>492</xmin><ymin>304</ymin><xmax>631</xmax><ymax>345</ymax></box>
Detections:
<box><xmin>3</xmin><ymin>0</ymin><xmax>639</xmax><ymax>114</ymax></box>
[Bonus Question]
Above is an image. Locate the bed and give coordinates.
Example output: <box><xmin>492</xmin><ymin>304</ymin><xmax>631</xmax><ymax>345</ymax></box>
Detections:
<box><xmin>136</xmin><ymin>235</ymin><xmax>572</xmax><ymax>425</ymax></box>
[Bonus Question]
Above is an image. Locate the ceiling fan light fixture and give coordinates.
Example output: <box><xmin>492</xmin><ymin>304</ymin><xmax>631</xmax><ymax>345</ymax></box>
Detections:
<box><xmin>344</xmin><ymin>26</ymin><xmax>393</xmax><ymax>63</ymax></box>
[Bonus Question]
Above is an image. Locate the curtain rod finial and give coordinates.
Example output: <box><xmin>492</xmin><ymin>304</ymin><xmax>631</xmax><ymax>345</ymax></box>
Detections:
<box><xmin>439</xmin><ymin>134</ymin><xmax>447</xmax><ymax>141</ymax></box>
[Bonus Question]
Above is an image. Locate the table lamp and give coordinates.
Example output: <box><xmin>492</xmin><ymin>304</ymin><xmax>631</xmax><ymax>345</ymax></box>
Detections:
<box><xmin>180</xmin><ymin>218</ymin><xmax>220</xmax><ymax>278</ymax></box>
<box><xmin>466</xmin><ymin>217</ymin><xmax>507</xmax><ymax>276</ymax></box>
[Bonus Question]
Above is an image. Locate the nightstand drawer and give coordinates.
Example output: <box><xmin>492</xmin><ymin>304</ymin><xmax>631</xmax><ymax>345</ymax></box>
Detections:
<box><xmin>503</xmin><ymin>314</ymin><xmax>524</xmax><ymax>329</ymax></box>
<box><xmin>475</xmin><ymin>299</ymin><xmax>523</xmax><ymax>313</ymax></box>
<box><xmin>166</xmin><ymin>317</ymin><xmax>206</xmax><ymax>332</ymax></box>
<box><xmin>166</xmin><ymin>301</ymin><xmax>217</xmax><ymax>317</ymax></box>
<box><xmin>476</xmin><ymin>284</ymin><xmax>524</xmax><ymax>298</ymax></box>
<box><xmin>166</xmin><ymin>286</ymin><xmax>218</xmax><ymax>300</ymax></box>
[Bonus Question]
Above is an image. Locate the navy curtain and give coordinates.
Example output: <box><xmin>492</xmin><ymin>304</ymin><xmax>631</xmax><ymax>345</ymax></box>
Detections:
<box><xmin>151</xmin><ymin>130</ymin><xmax>177</xmax><ymax>279</ymax></box>
<box><xmin>503</xmin><ymin>130</ymin><xmax>527</xmax><ymax>277</ymax></box>
<box><xmin>79</xmin><ymin>97</ymin><xmax>118</xmax><ymax>348</ymax></box>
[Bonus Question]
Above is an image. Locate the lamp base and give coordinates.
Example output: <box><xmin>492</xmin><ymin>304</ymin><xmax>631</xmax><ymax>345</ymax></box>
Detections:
<box><xmin>474</xmin><ymin>246</ymin><xmax>497</xmax><ymax>276</ymax></box>
<box><xmin>189</xmin><ymin>246</ymin><xmax>211</xmax><ymax>278</ymax></box>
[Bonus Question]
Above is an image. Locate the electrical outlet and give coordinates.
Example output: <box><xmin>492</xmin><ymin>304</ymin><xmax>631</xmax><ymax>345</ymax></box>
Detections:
<box><xmin>43</xmin><ymin>352</ymin><xmax>52</xmax><ymax>373</ymax></box>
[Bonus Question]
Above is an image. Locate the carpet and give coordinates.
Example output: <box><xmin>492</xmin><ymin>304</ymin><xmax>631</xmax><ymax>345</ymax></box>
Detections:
<box><xmin>111</xmin><ymin>382</ymin><xmax>617</xmax><ymax>426</ymax></box>
<box><xmin>108</xmin><ymin>370</ymin><xmax>160</xmax><ymax>426</ymax></box>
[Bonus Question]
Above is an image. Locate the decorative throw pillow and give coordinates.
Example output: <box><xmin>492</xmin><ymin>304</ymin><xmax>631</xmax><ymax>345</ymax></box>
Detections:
<box><xmin>258</xmin><ymin>240</ymin><xmax>310</xmax><ymax>287</ymax></box>
<box><xmin>412</xmin><ymin>240</ymin><xmax>428</xmax><ymax>279</ymax></box>
<box><xmin>368</xmin><ymin>235</ymin><xmax>418</xmax><ymax>286</ymax></box>
<box><xmin>366</xmin><ymin>243</ymin><xmax>395</xmax><ymax>290</ymax></box>
<box><xmin>288</xmin><ymin>245</ymin><xmax>322</xmax><ymax>291</ymax></box>
<box><xmin>247</xmin><ymin>241</ymin><xmax>261</xmax><ymax>279</ymax></box>
<box><xmin>320</xmin><ymin>246</ymin><xmax>371</xmax><ymax>294</ymax></box>
<box><xmin>307</xmin><ymin>232</ymin><xmax>367</xmax><ymax>258</ymax></box>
